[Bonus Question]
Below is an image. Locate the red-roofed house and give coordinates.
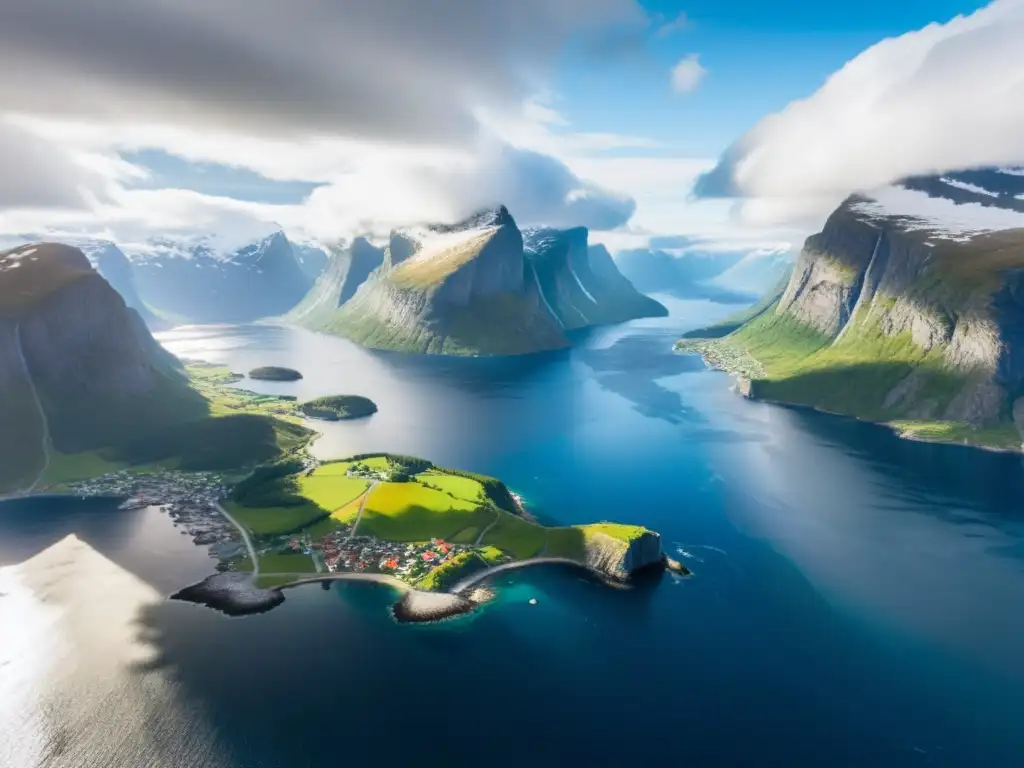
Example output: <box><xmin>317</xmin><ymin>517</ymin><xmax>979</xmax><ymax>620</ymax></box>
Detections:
<box><xmin>421</xmin><ymin>551</ymin><xmax>437</xmax><ymax>562</ymax></box>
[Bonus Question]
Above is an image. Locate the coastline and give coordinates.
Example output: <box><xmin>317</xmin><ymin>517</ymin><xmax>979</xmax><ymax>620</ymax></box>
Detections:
<box><xmin>677</xmin><ymin>341</ymin><xmax>1024</xmax><ymax>456</ymax></box>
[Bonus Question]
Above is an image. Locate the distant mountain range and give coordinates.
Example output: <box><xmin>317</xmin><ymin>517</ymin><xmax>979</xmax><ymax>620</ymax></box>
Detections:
<box><xmin>680</xmin><ymin>167</ymin><xmax>1024</xmax><ymax>452</ymax></box>
<box><xmin>295</xmin><ymin>206</ymin><xmax>666</xmax><ymax>355</ymax></box>
<box><xmin>127</xmin><ymin>231</ymin><xmax>326</xmax><ymax>324</ymax></box>
<box><xmin>615</xmin><ymin>247</ymin><xmax>792</xmax><ymax>303</ymax></box>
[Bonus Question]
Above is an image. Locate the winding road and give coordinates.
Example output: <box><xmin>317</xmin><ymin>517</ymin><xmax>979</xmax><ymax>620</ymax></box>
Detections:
<box><xmin>347</xmin><ymin>480</ymin><xmax>379</xmax><ymax>539</ymax></box>
<box><xmin>473</xmin><ymin>511</ymin><xmax>501</xmax><ymax>546</ymax></box>
<box><xmin>450</xmin><ymin>556</ymin><xmax>599</xmax><ymax>594</ymax></box>
<box><xmin>215</xmin><ymin>501</ymin><xmax>261</xmax><ymax>580</ymax></box>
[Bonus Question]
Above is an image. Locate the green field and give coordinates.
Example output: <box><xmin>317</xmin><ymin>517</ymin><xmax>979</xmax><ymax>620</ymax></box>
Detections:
<box><xmin>480</xmin><ymin>512</ymin><xmax>547</xmax><ymax>559</ymax></box>
<box><xmin>225</xmin><ymin>453</ymin><xmax>658</xmax><ymax>576</ymax></box>
<box><xmin>414</xmin><ymin>470</ymin><xmax>486</xmax><ymax>503</ymax></box>
<box><xmin>226</xmin><ymin>500</ymin><xmax>329</xmax><ymax>536</ymax></box>
<box><xmin>296</xmin><ymin>472</ymin><xmax>369</xmax><ymax>511</ymax></box>
<box><xmin>356</xmin><ymin>482</ymin><xmax>491</xmax><ymax>541</ymax></box>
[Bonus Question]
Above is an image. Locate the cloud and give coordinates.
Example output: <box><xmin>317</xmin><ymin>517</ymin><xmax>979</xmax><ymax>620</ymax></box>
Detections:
<box><xmin>0</xmin><ymin>0</ymin><xmax>645</xmax><ymax>144</ymax></box>
<box><xmin>695</xmin><ymin>0</ymin><xmax>1024</xmax><ymax>224</ymax></box>
<box><xmin>670</xmin><ymin>54</ymin><xmax>707</xmax><ymax>94</ymax></box>
<box><xmin>655</xmin><ymin>12</ymin><xmax>691</xmax><ymax>37</ymax></box>
<box><xmin>0</xmin><ymin>121</ymin><xmax>116</xmax><ymax>210</ymax></box>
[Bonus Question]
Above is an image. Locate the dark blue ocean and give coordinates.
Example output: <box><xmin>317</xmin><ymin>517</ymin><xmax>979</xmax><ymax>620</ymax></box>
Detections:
<box><xmin>3</xmin><ymin>296</ymin><xmax>1024</xmax><ymax>767</ymax></box>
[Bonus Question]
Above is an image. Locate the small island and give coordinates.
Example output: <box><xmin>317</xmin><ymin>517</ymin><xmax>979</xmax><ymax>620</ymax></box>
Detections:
<box><xmin>299</xmin><ymin>395</ymin><xmax>378</xmax><ymax>421</ymax></box>
<box><xmin>174</xmin><ymin>452</ymin><xmax>681</xmax><ymax>622</ymax></box>
<box><xmin>249</xmin><ymin>366</ymin><xmax>303</xmax><ymax>382</ymax></box>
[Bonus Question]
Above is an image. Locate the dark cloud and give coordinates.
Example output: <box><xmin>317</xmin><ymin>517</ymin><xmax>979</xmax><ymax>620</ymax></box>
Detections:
<box><xmin>0</xmin><ymin>0</ymin><xmax>644</xmax><ymax>144</ymax></box>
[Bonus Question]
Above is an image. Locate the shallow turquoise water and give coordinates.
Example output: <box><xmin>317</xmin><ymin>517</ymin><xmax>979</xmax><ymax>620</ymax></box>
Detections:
<box><xmin>2</xmin><ymin>297</ymin><xmax>1024</xmax><ymax>766</ymax></box>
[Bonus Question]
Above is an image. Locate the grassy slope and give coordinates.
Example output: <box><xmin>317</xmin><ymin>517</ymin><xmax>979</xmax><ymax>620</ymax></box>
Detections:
<box><xmin>38</xmin><ymin>363</ymin><xmax>313</xmax><ymax>491</ymax></box>
<box><xmin>682</xmin><ymin>296</ymin><xmax>1017</xmax><ymax>449</ymax></box>
<box><xmin>229</xmin><ymin>453</ymin><xmax>656</xmax><ymax>567</ymax></box>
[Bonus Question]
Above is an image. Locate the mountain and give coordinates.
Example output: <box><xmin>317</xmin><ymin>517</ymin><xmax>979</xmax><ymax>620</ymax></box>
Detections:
<box><xmin>708</xmin><ymin>248</ymin><xmax>794</xmax><ymax>296</ymax></box>
<box><xmin>78</xmin><ymin>242</ymin><xmax>166</xmax><ymax>329</ymax></box>
<box><xmin>678</xmin><ymin>168</ymin><xmax>1024</xmax><ymax>450</ymax></box>
<box><xmin>0</xmin><ymin>243</ymin><xmax>206</xmax><ymax>493</ymax></box>
<box><xmin>287</xmin><ymin>237</ymin><xmax>385</xmax><ymax>326</ymax></box>
<box><xmin>614</xmin><ymin>248</ymin><xmax>759</xmax><ymax>302</ymax></box>
<box><xmin>292</xmin><ymin>242</ymin><xmax>330</xmax><ymax>283</ymax></box>
<box><xmin>129</xmin><ymin>231</ymin><xmax>313</xmax><ymax>324</ymax></box>
<box><xmin>523</xmin><ymin>230</ymin><xmax>666</xmax><ymax>329</ymax></box>
<box><xmin>294</xmin><ymin>206</ymin><xmax>666</xmax><ymax>355</ymax></box>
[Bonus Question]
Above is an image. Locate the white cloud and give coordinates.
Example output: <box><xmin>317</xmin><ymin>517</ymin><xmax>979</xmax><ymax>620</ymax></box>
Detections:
<box><xmin>670</xmin><ymin>54</ymin><xmax>707</xmax><ymax>94</ymax></box>
<box><xmin>656</xmin><ymin>12</ymin><xmax>691</xmax><ymax>37</ymax></box>
<box><xmin>696</xmin><ymin>0</ymin><xmax>1024</xmax><ymax>225</ymax></box>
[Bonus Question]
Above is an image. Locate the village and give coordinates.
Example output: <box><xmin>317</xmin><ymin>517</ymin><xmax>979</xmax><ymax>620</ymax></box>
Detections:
<box><xmin>274</xmin><ymin>524</ymin><xmax>476</xmax><ymax>584</ymax></box>
<box><xmin>66</xmin><ymin>470</ymin><xmax>241</xmax><ymax>552</ymax></box>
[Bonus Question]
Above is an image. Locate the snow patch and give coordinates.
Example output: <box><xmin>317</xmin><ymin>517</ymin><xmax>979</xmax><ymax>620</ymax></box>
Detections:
<box><xmin>940</xmin><ymin>177</ymin><xmax>1000</xmax><ymax>197</ymax></box>
<box><xmin>852</xmin><ymin>186</ymin><xmax>1024</xmax><ymax>242</ymax></box>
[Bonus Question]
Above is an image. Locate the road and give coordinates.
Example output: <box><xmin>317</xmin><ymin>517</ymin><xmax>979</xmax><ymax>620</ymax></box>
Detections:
<box><xmin>271</xmin><ymin>571</ymin><xmax>410</xmax><ymax>592</ymax></box>
<box><xmin>473</xmin><ymin>511</ymin><xmax>501</xmax><ymax>546</ymax></box>
<box><xmin>450</xmin><ymin>556</ymin><xmax>597</xmax><ymax>594</ymax></box>
<box><xmin>347</xmin><ymin>480</ymin><xmax>379</xmax><ymax>539</ymax></box>
<box><xmin>215</xmin><ymin>502</ymin><xmax>261</xmax><ymax>580</ymax></box>
<box><xmin>14</xmin><ymin>322</ymin><xmax>51</xmax><ymax>495</ymax></box>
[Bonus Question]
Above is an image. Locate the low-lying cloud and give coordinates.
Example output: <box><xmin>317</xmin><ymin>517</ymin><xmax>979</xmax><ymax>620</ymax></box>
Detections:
<box><xmin>695</xmin><ymin>0</ymin><xmax>1024</xmax><ymax>223</ymax></box>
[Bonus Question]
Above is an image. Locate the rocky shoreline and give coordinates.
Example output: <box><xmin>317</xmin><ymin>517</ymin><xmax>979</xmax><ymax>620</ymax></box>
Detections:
<box><xmin>171</xmin><ymin>572</ymin><xmax>284</xmax><ymax>616</ymax></box>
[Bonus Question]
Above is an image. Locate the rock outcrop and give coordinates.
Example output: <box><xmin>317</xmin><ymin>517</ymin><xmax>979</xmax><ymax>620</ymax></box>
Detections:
<box><xmin>295</xmin><ymin>207</ymin><xmax>665</xmax><ymax>356</ymax></box>
<box><xmin>0</xmin><ymin>243</ymin><xmax>206</xmax><ymax>493</ymax></box>
<box><xmin>687</xmin><ymin>168</ymin><xmax>1024</xmax><ymax>448</ymax></box>
<box><xmin>583</xmin><ymin>530</ymin><xmax>664</xmax><ymax>581</ymax></box>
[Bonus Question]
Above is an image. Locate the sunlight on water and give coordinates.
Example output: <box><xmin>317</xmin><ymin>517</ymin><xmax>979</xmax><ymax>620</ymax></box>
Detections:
<box><xmin>0</xmin><ymin>535</ymin><xmax>227</xmax><ymax>768</ymax></box>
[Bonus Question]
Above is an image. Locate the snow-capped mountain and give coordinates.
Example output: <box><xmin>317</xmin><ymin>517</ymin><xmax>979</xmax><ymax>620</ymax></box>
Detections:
<box><xmin>127</xmin><ymin>231</ymin><xmax>316</xmax><ymax>324</ymax></box>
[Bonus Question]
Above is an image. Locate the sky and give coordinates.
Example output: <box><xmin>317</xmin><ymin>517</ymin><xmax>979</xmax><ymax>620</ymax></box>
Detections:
<box><xmin>0</xmin><ymin>0</ymin><xmax>1019</xmax><ymax>258</ymax></box>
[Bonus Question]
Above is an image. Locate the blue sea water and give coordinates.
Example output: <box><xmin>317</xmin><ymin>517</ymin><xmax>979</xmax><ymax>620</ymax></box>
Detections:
<box><xmin>3</xmin><ymin>296</ymin><xmax>1024</xmax><ymax>767</ymax></box>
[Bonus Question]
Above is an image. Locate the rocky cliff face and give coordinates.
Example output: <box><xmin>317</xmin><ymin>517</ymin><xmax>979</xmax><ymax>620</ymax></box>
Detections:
<box><xmin>301</xmin><ymin>206</ymin><xmax>568</xmax><ymax>355</ymax></box>
<box><xmin>523</xmin><ymin>230</ymin><xmax>666</xmax><ymax>329</ymax></box>
<box><xmin>130</xmin><ymin>231</ymin><xmax>313</xmax><ymax>323</ymax></box>
<box><xmin>716</xmin><ymin>168</ymin><xmax>1024</xmax><ymax>443</ymax></box>
<box><xmin>583</xmin><ymin>530</ymin><xmax>664</xmax><ymax>581</ymax></box>
<box><xmin>297</xmin><ymin>207</ymin><xmax>666</xmax><ymax>355</ymax></box>
<box><xmin>80</xmin><ymin>242</ymin><xmax>165</xmax><ymax>329</ymax></box>
<box><xmin>0</xmin><ymin>243</ymin><xmax>204</xmax><ymax>493</ymax></box>
<box><xmin>288</xmin><ymin>237</ymin><xmax>384</xmax><ymax>326</ymax></box>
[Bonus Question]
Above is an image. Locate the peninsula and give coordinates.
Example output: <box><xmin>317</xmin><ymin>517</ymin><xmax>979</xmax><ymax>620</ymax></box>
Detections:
<box><xmin>174</xmin><ymin>452</ymin><xmax>681</xmax><ymax>621</ymax></box>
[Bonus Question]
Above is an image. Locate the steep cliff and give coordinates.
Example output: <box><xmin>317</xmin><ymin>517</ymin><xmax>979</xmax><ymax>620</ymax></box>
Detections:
<box><xmin>582</xmin><ymin>527</ymin><xmax>664</xmax><ymax>581</ymax></box>
<box><xmin>131</xmin><ymin>231</ymin><xmax>313</xmax><ymax>323</ymax></box>
<box><xmin>288</xmin><ymin>238</ymin><xmax>385</xmax><ymax>326</ymax></box>
<box><xmin>297</xmin><ymin>208</ymin><xmax>665</xmax><ymax>355</ymax></box>
<box><xmin>679</xmin><ymin>169</ymin><xmax>1024</xmax><ymax>450</ymax></box>
<box><xmin>79</xmin><ymin>242</ymin><xmax>166</xmax><ymax>329</ymax></box>
<box><xmin>0</xmin><ymin>243</ymin><xmax>206</xmax><ymax>493</ymax></box>
<box><xmin>301</xmin><ymin>206</ymin><xmax>569</xmax><ymax>355</ymax></box>
<box><xmin>522</xmin><ymin>230</ymin><xmax>666</xmax><ymax>329</ymax></box>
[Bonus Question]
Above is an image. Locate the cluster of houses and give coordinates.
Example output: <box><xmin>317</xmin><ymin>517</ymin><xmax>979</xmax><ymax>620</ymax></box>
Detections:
<box><xmin>69</xmin><ymin>470</ymin><xmax>228</xmax><ymax>511</ymax></box>
<box><xmin>291</xmin><ymin>530</ymin><xmax>468</xmax><ymax>582</ymax></box>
